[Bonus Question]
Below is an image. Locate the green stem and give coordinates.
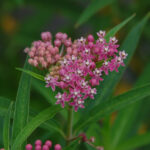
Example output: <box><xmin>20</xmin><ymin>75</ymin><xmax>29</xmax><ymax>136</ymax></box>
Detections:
<box><xmin>67</xmin><ymin>106</ymin><xmax>73</xmax><ymax>145</ymax></box>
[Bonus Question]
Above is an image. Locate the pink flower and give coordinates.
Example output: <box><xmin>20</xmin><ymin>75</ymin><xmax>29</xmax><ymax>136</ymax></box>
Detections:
<box><xmin>26</xmin><ymin>30</ymin><xmax>127</xmax><ymax>111</ymax></box>
<box><xmin>84</xmin><ymin>87</ymin><xmax>97</xmax><ymax>100</ymax></box>
<box><xmin>45</xmin><ymin>75</ymin><xmax>58</xmax><ymax>91</ymax></box>
<box><xmin>97</xmin><ymin>30</ymin><xmax>106</xmax><ymax>37</ymax></box>
<box><xmin>55</xmin><ymin>92</ymin><xmax>70</xmax><ymax>108</ymax></box>
<box><xmin>70</xmin><ymin>98</ymin><xmax>85</xmax><ymax>112</ymax></box>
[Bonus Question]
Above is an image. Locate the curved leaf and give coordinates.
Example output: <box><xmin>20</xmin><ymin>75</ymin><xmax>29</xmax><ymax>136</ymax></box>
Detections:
<box><xmin>11</xmin><ymin>105</ymin><xmax>62</xmax><ymax>150</ymax></box>
<box><xmin>12</xmin><ymin>59</ymin><xmax>32</xmax><ymax>149</ymax></box>
<box><xmin>105</xmin><ymin>14</ymin><xmax>135</xmax><ymax>41</ymax></box>
<box><xmin>110</xmin><ymin>62</ymin><xmax>150</xmax><ymax>149</ymax></box>
<box><xmin>32</xmin><ymin>79</ymin><xmax>56</xmax><ymax>105</ymax></box>
<box><xmin>74</xmin><ymin>83</ymin><xmax>150</xmax><ymax>133</ymax></box>
<box><xmin>0</xmin><ymin>97</ymin><xmax>65</xmax><ymax>139</ymax></box>
<box><xmin>16</xmin><ymin>68</ymin><xmax>45</xmax><ymax>81</ymax></box>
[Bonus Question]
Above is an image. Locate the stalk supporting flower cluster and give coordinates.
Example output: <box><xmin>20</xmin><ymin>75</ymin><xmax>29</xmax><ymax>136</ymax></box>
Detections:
<box><xmin>25</xmin><ymin>30</ymin><xmax>127</xmax><ymax>111</ymax></box>
<box><xmin>66</xmin><ymin>106</ymin><xmax>73</xmax><ymax>144</ymax></box>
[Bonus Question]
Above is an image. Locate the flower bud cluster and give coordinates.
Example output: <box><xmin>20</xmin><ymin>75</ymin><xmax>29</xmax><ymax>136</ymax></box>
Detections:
<box><xmin>25</xmin><ymin>32</ymin><xmax>72</xmax><ymax>69</ymax></box>
<box><xmin>25</xmin><ymin>139</ymin><xmax>62</xmax><ymax>150</ymax></box>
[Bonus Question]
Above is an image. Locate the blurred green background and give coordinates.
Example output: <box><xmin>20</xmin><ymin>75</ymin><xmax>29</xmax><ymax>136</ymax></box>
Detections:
<box><xmin>0</xmin><ymin>0</ymin><xmax>150</xmax><ymax>149</ymax></box>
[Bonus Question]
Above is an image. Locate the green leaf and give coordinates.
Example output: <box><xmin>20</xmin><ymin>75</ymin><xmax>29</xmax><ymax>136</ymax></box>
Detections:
<box><xmin>3</xmin><ymin>102</ymin><xmax>13</xmax><ymax>150</ymax></box>
<box><xmin>105</xmin><ymin>14</ymin><xmax>136</xmax><ymax>41</ymax></box>
<box><xmin>116</xmin><ymin>132</ymin><xmax>150</xmax><ymax>150</ymax></box>
<box><xmin>12</xmin><ymin>59</ymin><xmax>32</xmax><ymax>150</ymax></box>
<box><xmin>0</xmin><ymin>97</ymin><xmax>11</xmax><ymax>117</ymax></box>
<box><xmin>85</xmin><ymin>143</ymin><xmax>97</xmax><ymax>150</ymax></box>
<box><xmin>0</xmin><ymin>97</ymin><xmax>65</xmax><ymax>139</ymax></box>
<box><xmin>32</xmin><ymin>79</ymin><xmax>56</xmax><ymax>105</ymax></box>
<box><xmin>63</xmin><ymin>139</ymin><xmax>81</xmax><ymax>150</ymax></box>
<box><xmin>29</xmin><ymin>110</ymin><xmax>66</xmax><ymax>138</ymax></box>
<box><xmin>74</xmin><ymin>83</ymin><xmax>150</xmax><ymax>133</ymax></box>
<box><xmin>11</xmin><ymin>105</ymin><xmax>62</xmax><ymax>150</ymax></box>
<box><xmin>110</xmin><ymin>62</ymin><xmax>150</xmax><ymax>149</ymax></box>
<box><xmin>16</xmin><ymin>68</ymin><xmax>45</xmax><ymax>81</ymax></box>
<box><xmin>75</xmin><ymin>0</ymin><xmax>115</xmax><ymax>27</ymax></box>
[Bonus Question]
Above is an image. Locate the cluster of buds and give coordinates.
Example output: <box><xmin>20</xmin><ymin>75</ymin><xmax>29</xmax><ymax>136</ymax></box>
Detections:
<box><xmin>0</xmin><ymin>140</ymin><xmax>62</xmax><ymax>150</ymax></box>
<box><xmin>25</xmin><ymin>139</ymin><xmax>62</xmax><ymax>150</ymax></box>
<box><xmin>25</xmin><ymin>32</ymin><xmax>72</xmax><ymax>68</ymax></box>
<box><xmin>25</xmin><ymin>30</ymin><xmax>127</xmax><ymax>111</ymax></box>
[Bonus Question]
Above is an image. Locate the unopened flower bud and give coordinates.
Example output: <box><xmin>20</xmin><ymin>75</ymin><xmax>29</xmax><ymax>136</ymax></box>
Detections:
<box><xmin>54</xmin><ymin>144</ymin><xmax>62</xmax><ymax>150</ymax></box>
<box><xmin>25</xmin><ymin>144</ymin><xmax>32</xmax><ymax>150</ymax></box>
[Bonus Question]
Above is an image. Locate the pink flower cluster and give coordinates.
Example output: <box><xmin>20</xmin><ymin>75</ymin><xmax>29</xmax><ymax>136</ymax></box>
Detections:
<box><xmin>25</xmin><ymin>30</ymin><xmax>127</xmax><ymax>111</ymax></box>
<box><xmin>25</xmin><ymin>139</ymin><xmax>62</xmax><ymax>150</ymax></box>
<box><xmin>25</xmin><ymin>32</ymin><xmax>72</xmax><ymax>68</ymax></box>
<box><xmin>44</xmin><ymin>31</ymin><xmax>127</xmax><ymax>111</ymax></box>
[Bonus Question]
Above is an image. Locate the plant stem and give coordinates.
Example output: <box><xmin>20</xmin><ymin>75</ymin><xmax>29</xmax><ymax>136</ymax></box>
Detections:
<box><xmin>67</xmin><ymin>106</ymin><xmax>73</xmax><ymax>145</ymax></box>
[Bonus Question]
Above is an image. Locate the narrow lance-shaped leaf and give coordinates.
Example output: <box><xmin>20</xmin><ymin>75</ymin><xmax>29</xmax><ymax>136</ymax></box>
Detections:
<box><xmin>116</xmin><ymin>132</ymin><xmax>150</xmax><ymax>150</ymax></box>
<box><xmin>75</xmin><ymin>0</ymin><xmax>115</xmax><ymax>28</ymax></box>
<box><xmin>11</xmin><ymin>59</ymin><xmax>32</xmax><ymax>150</ymax></box>
<box><xmin>11</xmin><ymin>105</ymin><xmax>62</xmax><ymax>150</ymax></box>
<box><xmin>32</xmin><ymin>79</ymin><xmax>56</xmax><ymax>105</ymax></box>
<box><xmin>105</xmin><ymin>14</ymin><xmax>135</xmax><ymax>41</ymax></box>
<box><xmin>16</xmin><ymin>68</ymin><xmax>45</xmax><ymax>81</ymax></box>
<box><xmin>74</xmin><ymin>83</ymin><xmax>150</xmax><ymax>133</ymax></box>
<box><xmin>0</xmin><ymin>97</ymin><xmax>11</xmax><ymax>117</ymax></box>
<box><xmin>29</xmin><ymin>110</ymin><xmax>66</xmax><ymax>138</ymax></box>
<box><xmin>3</xmin><ymin>102</ymin><xmax>13</xmax><ymax>150</ymax></box>
<box><xmin>0</xmin><ymin>97</ymin><xmax>65</xmax><ymax>139</ymax></box>
<box><xmin>110</xmin><ymin>61</ymin><xmax>150</xmax><ymax>149</ymax></box>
